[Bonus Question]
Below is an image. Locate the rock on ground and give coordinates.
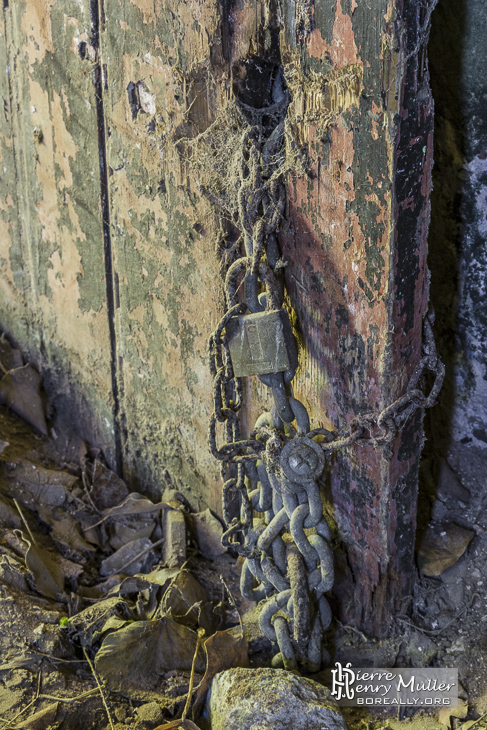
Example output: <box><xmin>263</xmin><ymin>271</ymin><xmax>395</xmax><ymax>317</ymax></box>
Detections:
<box><xmin>136</xmin><ymin>701</ymin><xmax>165</xmax><ymax>725</ymax></box>
<box><xmin>209</xmin><ymin>667</ymin><xmax>346</xmax><ymax>730</ymax></box>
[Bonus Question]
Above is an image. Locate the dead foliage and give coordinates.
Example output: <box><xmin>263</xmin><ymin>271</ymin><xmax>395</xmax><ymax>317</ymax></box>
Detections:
<box><xmin>0</xmin><ymin>334</ymin><xmax>247</xmax><ymax>727</ymax></box>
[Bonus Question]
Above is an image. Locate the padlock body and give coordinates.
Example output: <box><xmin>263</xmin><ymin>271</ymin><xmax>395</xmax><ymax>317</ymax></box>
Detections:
<box><xmin>226</xmin><ymin>309</ymin><xmax>298</xmax><ymax>377</ymax></box>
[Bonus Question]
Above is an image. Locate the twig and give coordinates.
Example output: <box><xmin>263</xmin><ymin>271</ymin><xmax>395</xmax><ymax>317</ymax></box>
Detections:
<box><xmin>396</xmin><ymin>592</ymin><xmax>481</xmax><ymax>637</ymax></box>
<box><xmin>38</xmin><ymin>688</ymin><xmax>99</xmax><ymax>704</ymax></box>
<box><xmin>464</xmin><ymin>712</ymin><xmax>487</xmax><ymax>730</ymax></box>
<box><xmin>81</xmin><ymin>470</ymin><xmax>101</xmax><ymax>514</ymax></box>
<box><xmin>0</xmin><ymin>671</ymin><xmax>41</xmax><ymax>730</ymax></box>
<box><xmin>31</xmin><ymin>650</ymin><xmax>87</xmax><ymax>663</ymax></box>
<box><xmin>13</xmin><ymin>498</ymin><xmax>37</xmax><ymax>546</ymax></box>
<box><xmin>335</xmin><ymin>618</ymin><xmax>368</xmax><ymax>643</ymax></box>
<box><xmin>182</xmin><ymin>628</ymin><xmax>205</xmax><ymax>721</ymax></box>
<box><xmin>83</xmin><ymin>648</ymin><xmax>115</xmax><ymax>730</ymax></box>
<box><xmin>396</xmin><ymin>615</ymin><xmax>435</xmax><ymax>636</ymax></box>
<box><xmin>219</xmin><ymin>574</ymin><xmax>243</xmax><ymax>636</ymax></box>
<box><xmin>69</xmin><ymin>491</ymin><xmax>99</xmax><ymax>512</ymax></box>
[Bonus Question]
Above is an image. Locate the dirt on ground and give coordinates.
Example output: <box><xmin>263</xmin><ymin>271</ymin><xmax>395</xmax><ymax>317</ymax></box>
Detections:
<box><xmin>0</xmin><ymin>396</ymin><xmax>255</xmax><ymax>730</ymax></box>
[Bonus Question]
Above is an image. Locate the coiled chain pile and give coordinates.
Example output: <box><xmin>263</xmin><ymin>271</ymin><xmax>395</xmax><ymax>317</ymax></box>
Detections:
<box><xmin>208</xmin><ymin>115</ymin><xmax>445</xmax><ymax>672</ymax></box>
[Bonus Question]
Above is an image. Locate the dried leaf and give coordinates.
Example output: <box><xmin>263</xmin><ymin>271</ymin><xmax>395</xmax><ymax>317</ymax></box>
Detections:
<box><xmin>89</xmin><ymin>460</ymin><xmax>129</xmax><ymax>510</ymax></box>
<box><xmin>0</xmin><ymin>494</ymin><xmax>22</xmax><ymax>529</ymax></box>
<box><xmin>98</xmin><ymin>615</ymin><xmax>132</xmax><ymax>640</ymax></box>
<box><xmin>21</xmin><ymin>533</ymin><xmax>65</xmax><ymax>600</ymax></box>
<box><xmin>16</xmin><ymin>702</ymin><xmax>59</xmax><ymax>730</ymax></box>
<box><xmin>94</xmin><ymin>493</ymin><xmax>166</xmax><ymax>525</ymax></box>
<box><xmin>100</xmin><ymin>537</ymin><xmax>156</xmax><ymax>577</ymax></box>
<box><xmin>0</xmin><ymin>553</ymin><xmax>29</xmax><ymax>592</ymax></box>
<box><xmin>56</xmin><ymin>554</ymin><xmax>84</xmax><ymax>583</ymax></box>
<box><xmin>95</xmin><ymin>616</ymin><xmax>206</xmax><ymax>701</ymax></box>
<box><xmin>106</xmin><ymin>567</ymin><xmax>180</xmax><ymax>597</ymax></box>
<box><xmin>77</xmin><ymin>574</ymin><xmax>127</xmax><ymax>599</ymax></box>
<box><xmin>154</xmin><ymin>721</ymin><xmax>201</xmax><ymax>730</ymax></box>
<box><xmin>6</xmin><ymin>459</ymin><xmax>77</xmax><ymax>510</ymax></box>
<box><xmin>74</xmin><ymin>509</ymin><xmax>106</xmax><ymax>549</ymax></box>
<box><xmin>0</xmin><ymin>335</ymin><xmax>23</xmax><ymax>372</ymax></box>
<box><xmin>417</xmin><ymin>522</ymin><xmax>475</xmax><ymax>577</ymax></box>
<box><xmin>38</xmin><ymin>505</ymin><xmax>96</xmax><ymax>556</ymax></box>
<box><xmin>189</xmin><ymin>509</ymin><xmax>226</xmax><ymax>558</ymax></box>
<box><xmin>107</xmin><ymin>516</ymin><xmax>156</xmax><ymax>551</ymax></box>
<box><xmin>0</xmin><ymin>364</ymin><xmax>47</xmax><ymax>435</ymax></box>
<box><xmin>68</xmin><ymin>596</ymin><xmax>132</xmax><ymax>647</ymax></box>
<box><xmin>162</xmin><ymin>570</ymin><xmax>218</xmax><ymax>635</ymax></box>
<box><xmin>192</xmin><ymin>630</ymin><xmax>249</xmax><ymax>715</ymax></box>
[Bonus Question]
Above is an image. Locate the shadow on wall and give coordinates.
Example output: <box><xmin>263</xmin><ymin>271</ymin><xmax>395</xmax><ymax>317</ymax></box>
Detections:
<box><xmin>419</xmin><ymin>0</ymin><xmax>487</xmax><ymax>530</ymax></box>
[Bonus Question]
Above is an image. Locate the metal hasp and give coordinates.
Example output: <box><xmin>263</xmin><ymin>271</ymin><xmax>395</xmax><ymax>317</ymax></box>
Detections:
<box><xmin>225</xmin><ymin>308</ymin><xmax>298</xmax><ymax>377</ymax></box>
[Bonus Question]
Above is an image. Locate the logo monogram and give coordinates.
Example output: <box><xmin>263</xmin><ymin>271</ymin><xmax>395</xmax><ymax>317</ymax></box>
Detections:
<box><xmin>331</xmin><ymin>662</ymin><xmax>356</xmax><ymax>701</ymax></box>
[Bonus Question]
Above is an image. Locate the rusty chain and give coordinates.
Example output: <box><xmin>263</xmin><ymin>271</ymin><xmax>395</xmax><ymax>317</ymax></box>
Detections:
<box><xmin>207</xmin><ymin>110</ymin><xmax>444</xmax><ymax>671</ymax></box>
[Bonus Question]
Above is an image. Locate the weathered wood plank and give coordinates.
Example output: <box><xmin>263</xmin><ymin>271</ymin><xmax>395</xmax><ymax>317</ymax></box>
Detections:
<box><xmin>276</xmin><ymin>0</ymin><xmax>433</xmax><ymax>635</ymax></box>
<box><xmin>210</xmin><ymin>0</ymin><xmax>433</xmax><ymax>634</ymax></box>
<box><xmin>0</xmin><ymin>9</ymin><xmax>27</xmax><ymax>347</ymax></box>
<box><xmin>100</xmin><ymin>0</ymin><xmax>226</xmax><ymax>507</ymax></box>
<box><xmin>1</xmin><ymin>0</ymin><xmax>115</xmax><ymax>457</ymax></box>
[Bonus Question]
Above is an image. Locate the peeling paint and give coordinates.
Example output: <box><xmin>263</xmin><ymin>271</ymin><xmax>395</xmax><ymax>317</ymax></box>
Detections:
<box><xmin>0</xmin><ymin>0</ymin><xmax>115</xmax><ymax>460</ymax></box>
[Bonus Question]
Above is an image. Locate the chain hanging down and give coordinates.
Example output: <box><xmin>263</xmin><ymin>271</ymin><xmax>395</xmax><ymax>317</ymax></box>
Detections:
<box><xmin>208</xmin><ymin>112</ymin><xmax>335</xmax><ymax>671</ymax></box>
<box><xmin>208</xmin><ymin>109</ymin><xmax>445</xmax><ymax>671</ymax></box>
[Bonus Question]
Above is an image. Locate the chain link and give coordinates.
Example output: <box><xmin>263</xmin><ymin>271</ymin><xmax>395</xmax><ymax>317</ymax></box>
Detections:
<box><xmin>208</xmin><ymin>117</ymin><xmax>444</xmax><ymax>671</ymax></box>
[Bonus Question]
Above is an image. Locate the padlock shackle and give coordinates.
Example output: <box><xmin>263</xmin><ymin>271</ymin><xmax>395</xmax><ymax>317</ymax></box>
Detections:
<box><xmin>225</xmin><ymin>257</ymin><xmax>281</xmax><ymax>310</ymax></box>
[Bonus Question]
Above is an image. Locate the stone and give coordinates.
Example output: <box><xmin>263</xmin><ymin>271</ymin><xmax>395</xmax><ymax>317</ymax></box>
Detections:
<box><xmin>400</xmin><ymin>633</ymin><xmax>438</xmax><ymax>666</ymax></box>
<box><xmin>332</xmin><ymin>635</ymin><xmax>401</xmax><ymax>669</ymax></box>
<box><xmin>136</xmin><ymin>701</ymin><xmax>164</xmax><ymax>726</ymax></box>
<box><xmin>190</xmin><ymin>508</ymin><xmax>226</xmax><ymax>558</ymax></box>
<box><xmin>430</xmin><ymin>497</ymin><xmax>449</xmax><ymax>523</ymax></box>
<box><xmin>239</xmin><ymin>604</ymin><xmax>273</xmax><ymax>659</ymax></box>
<box><xmin>439</xmin><ymin>558</ymin><xmax>469</xmax><ymax>610</ymax></box>
<box><xmin>436</xmin><ymin>458</ymin><xmax>471</xmax><ymax>503</ymax></box>
<box><xmin>114</xmin><ymin>706</ymin><xmax>127</xmax><ymax>722</ymax></box>
<box><xmin>209</xmin><ymin>667</ymin><xmax>346</xmax><ymax>730</ymax></box>
<box><xmin>162</xmin><ymin>488</ymin><xmax>190</xmax><ymax>507</ymax></box>
<box><xmin>162</xmin><ymin>508</ymin><xmax>186</xmax><ymax>568</ymax></box>
<box><xmin>417</xmin><ymin>522</ymin><xmax>475</xmax><ymax>577</ymax></box>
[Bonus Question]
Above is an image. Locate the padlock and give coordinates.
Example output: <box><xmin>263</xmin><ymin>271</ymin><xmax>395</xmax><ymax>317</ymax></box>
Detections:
<box><xmin>225</xmin><ymin>308</ymin><xmax>298</xmax><ymax>377</ymax></box>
